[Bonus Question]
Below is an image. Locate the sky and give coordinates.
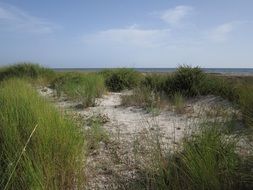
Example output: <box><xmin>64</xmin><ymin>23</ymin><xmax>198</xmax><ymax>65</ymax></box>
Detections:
<box><xmin>0</xmin><ymin>0</ymin><xmax>253</xmax><ymax>68</ymax></box>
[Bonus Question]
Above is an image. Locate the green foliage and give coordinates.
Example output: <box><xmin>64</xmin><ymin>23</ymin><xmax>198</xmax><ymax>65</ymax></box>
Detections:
<box><xmin>100</xmin><ymin>68</ymin><xmax>141</xmax><ymax>91</ymax></box>
<box><xmin>135</xmin><ymin>123</ymin><xmax>252</xmax><ymax>190</ymax></box>
<box><xmin>199</xmin><ymin>75</ymin><xmax>239</xmax><ymax>102</ymax></box>
<box><xmin>0</xmin><ymin>79</ymin><xmax>85</xmax><ymax>189</ymax></box>
<box><xmin>0</xmin><ymin>63</ymin><xmax>55</xmax><ymax>82</ymax></box>
<box><xmin>84</xmin><ymin>119</ymin><xmax>109</xmax><ymax>151</ymax></box>
<box><xmin>121</xmin><ymin>86</ymin><xmax>161</xmax><ymax>111</ymax></box>
<box><xmin>167</xmin><ymin>65</ymin><xmax>206</xmax><ymax>97</ymax></box>
<box><xmin>176</xmin><ymin>124</ymin><xmax>240</xmax><ymax>189</ymax></box>
<box><xmin>238</xmin><ymin>85</ymin><xmax>253</xmax><ymax>128</ymax></box>
<box><xmin>52</xmin><ymin>72</ymin><xmax>105</xmax><ymax>107</ymax></box>
<box><xmin>141</xmin><ymin>73</ymin><xmax>167</xmax><ymax>93</ymax></box>
<box><xmin>171</xmin><ymin>92</ymin><xmax>185</xmax><ymax>114</ymax></box>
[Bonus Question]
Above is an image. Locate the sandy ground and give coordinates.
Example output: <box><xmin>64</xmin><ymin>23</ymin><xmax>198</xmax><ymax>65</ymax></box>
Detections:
<box><xmin>38</xmin><ymin>87</ymin><xmax>239</xmax><ymax>189</ymax></box>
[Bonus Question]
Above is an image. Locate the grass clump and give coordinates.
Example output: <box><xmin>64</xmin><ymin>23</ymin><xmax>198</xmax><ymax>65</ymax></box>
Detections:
<box><xmin>238</xmin><ymin>85</ymin><xmax>253</xmax><ymax>128</ymax></box>
<box><xmin>0</xmin><ymin>79</ymin><xmax>85</xmax><ymax>189</ymax></box>
<box><xmin>100</xmin><ymin>68</ymin><xmax>141</xmax><ymax>91</ymax></box>
<box><xmin>121</xmin><ymin>86</ymin><xmax>161</xmax><ymax>112</ymax></box>
<box><xmin>133</xmin><ymin>122</ymin><xmax>252</xmax><ymax>190</ymax></box>
<box><xmin>52</xmin><ymin>72</ymin><xmax>105</xmax><ymax>107</ymax></box>
<box><xmin>170</xmin><ymin>92</ymin><xmax>185</xmax><ymax>114</ymax></box>
<box><xmin>0</xmin><ymin>63</ymin><xmax>55</xmax><ymax>83</ymax></box>
<box><xmin>199</xmin><ymin>75</ymin><xmax>239</xmax><ymax>102</ymax></box>
<box><xmin>84</xmin><ymin>118</ymin><xmax>109</xmax><ymax>151</ymax></box>
<box><xmin>141</xmin><ymin>73</ymin><xmax>167</xmax><ymax>93</ymax></box>
<box><xmin>166</xmin><ymin>65</ymin><xmax>205</xmax><ymax>97</ymax></box>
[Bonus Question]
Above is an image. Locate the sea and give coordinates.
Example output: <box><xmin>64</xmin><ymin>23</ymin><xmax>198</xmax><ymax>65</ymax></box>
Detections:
<box><xmin>54</xmin><ymin>68</ymin><xmax>253</xmax><ymax>75</ymax></box>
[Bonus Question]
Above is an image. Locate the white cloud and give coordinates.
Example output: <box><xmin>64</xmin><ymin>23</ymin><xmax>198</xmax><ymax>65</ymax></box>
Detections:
<box><xmin>83</xmin><ymin>25</ymin><xmax>170</xmax><ymax>48</ymax></box>
<box><xmin>160</xmin><ymin>5</ymin><xmax>193</xmax><ymax>25</ymax></box>
<box><xmin>0</xmin><ymin>3</ymin><xmax>55</xmax><ymax>33</ymax></box>
<box><xmin>209</xmin><ymin>22</ymin><xmax>235</xmax><ymax>42</ymax></box>
<box><xmin>208</xmin><ymin>21</ymin><xmax>248</xmax><ymax>42</ymax></box>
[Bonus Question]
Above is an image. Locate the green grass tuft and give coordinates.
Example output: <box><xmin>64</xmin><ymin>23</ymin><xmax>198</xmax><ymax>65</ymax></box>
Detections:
<box><xmin>52</xmin><ymin>72</ymin><xmax>106</xmax><ymax>107</ymax></box>
<box><xmin>0</xmin><ymin>63</ymin><xmax>55</xmax><ymax>83</ymax></box>
<box><xmin>0</xmin><ymin>79</ymin><xmax>85</xmax><ymax>189</ymax></box>
<box><xmin>133</xmin><ymin>122</ymin><xmax>253</xmax><ymax>190</ymax></box>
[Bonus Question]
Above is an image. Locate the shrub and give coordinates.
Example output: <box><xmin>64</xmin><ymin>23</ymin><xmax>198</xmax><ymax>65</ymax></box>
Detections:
<box><xmin>0</xmin><ymin>63</ymin><xmax>55</xmax><ymax>82</ymax></box>
<box><xmin>141</xmin><ymin>73</ymin><xmax>167</xmax><ymax>93</ymax></box>
<box><xmin>100</xmin><ymin>68</ymin><xmax>141</xmax><ymax>91</ymax></box>
<box><xmin>52</xmin><ymin>72</ymin><xmax>105</xmax><ymax>107</ymax></box>
<box><xmin>0</xmin><ymin>79</ymin><xmax>85</xmax><ymax>189</ymax></box>
<box><xmin>166</xmin><ymin>66</ymin><xmax>206</xmax><ymax>97</ymax></box>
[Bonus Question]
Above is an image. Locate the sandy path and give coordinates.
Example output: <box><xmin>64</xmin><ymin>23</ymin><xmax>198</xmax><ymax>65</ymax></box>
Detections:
<box><xmin>38</xmin><ymin>87</ymin><xmax>237</xmax><ymax>189</ymax></box>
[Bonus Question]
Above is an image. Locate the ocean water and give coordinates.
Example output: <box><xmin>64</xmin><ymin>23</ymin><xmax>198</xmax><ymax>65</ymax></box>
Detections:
<box><xmin>54</xmin><ymin>68</ymin><xmax>253</xmax><ymax>75</ymax></box>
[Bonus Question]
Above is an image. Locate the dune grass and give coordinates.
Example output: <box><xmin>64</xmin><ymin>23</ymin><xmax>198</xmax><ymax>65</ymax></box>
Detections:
<box><xmin>52</xmin><ymin>72</ymin><xmax>106</xmax><ymax>107</ymax></box>
<box><xmin>0</xmin><ymin>63</ymin><xmax>55</xmax><ymax>84</ymax></box>
<box><xmin>139</xmin><ymin>66</ymin><xmax>253</xmax><ymax>129</ymax></box>
<box><xmin>121</xmin><ymin>86</ymin><xmax>160</xmax><ymax>109</ymax></box>
<box><xmin>171</xmin><ymin>92</ymin><xmax>185</xmax><ymax>114</ymax></box>
<box><xmin>0</xmin><ymin>79</ymin><xmax>85</xmax><ymax>189</ymax></box>
<box><xmin>100</xmin><ymin>68</ymin><xmax>142</xmax><ymax>91</ymax></box>
<box><xmin>132</xmin><ymin>121</ymin><xmax>252</xmax><ymax>190</ymax></box>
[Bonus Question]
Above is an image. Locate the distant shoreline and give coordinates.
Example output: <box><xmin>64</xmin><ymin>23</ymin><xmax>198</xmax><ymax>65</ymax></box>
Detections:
<box><xmin>53</xmin><ymin>68</ymin><xmax>253</xmax><ymax>75</ymax></box>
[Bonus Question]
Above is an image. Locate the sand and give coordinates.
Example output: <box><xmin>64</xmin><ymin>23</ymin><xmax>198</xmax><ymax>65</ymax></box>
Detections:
<box><xmin>38</xmin><ymin>86</ymin><xmax>239</xmax><ymax>189</ymax></box>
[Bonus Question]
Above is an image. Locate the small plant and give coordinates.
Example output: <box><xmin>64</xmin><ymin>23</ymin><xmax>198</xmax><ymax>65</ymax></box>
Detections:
<box><xmin>171</xmin><ymin>92</ymin><xmax>185</xmax><ymax>114</ymax></box>
<box><xmin>52</xmin><ymin>72</ymin><xmax>105</xmax><ymax>107</ymax></box>
<box><xmin>100</xmin><ymin>68</ymin><xmax>141</xmax><ymax>91</ymax></box>
<box><xmin>121</xmin><ymin>86</ymin><xmax>161</xmax><ymax>112</ymax></box>
<box><xmin>84</xmin><ymin>118</ymin><xmax>109</xmax><ymax>151</ymax></box>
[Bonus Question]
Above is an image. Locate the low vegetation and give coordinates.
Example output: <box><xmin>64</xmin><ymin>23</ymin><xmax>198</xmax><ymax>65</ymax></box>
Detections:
<box><xmin>132</xmin><ymin>121</ymin><xmax>253</xmax><ymax>190</ymax></box>
<box><xmin>166</xmin><ymin>65</ymin><xmax>206</xmax><ymax>97</ymax></box>
<box><xmin>121</xmin><ymin>86</ymin><xmax>161</xmax><ymax>111</ymax></box>
<box><xmin>171</xmin><ymin>92</ymin><xmax>185</xmax><ymax>114</ymax></box>
<box><xmin>0</xmin><ymin>63</ymin><xmax>252</xmax><ymax>189</ymax></box>
<box><xmin>0</xmin><ymin>63</ymin><xmax>55</xmax><ymax>84</ymax></box>
<box><xmin>84</xmin><ymin>116</ymin><xmax>110</xmax><ymax>151</ymax></box>
<box><xmin>0</xmin><ymin>79</ymin><xmax>85</xmax><ymax>189</ymax></box>
<box><xmin>100</xmin><ymin>68</ymin><xmax>142</xmax><ymax>91</ymax></box>
<box><xmin>52</xmin><ymin>72</ymin><xmax>106</xmax><ymax>107</ymax></box>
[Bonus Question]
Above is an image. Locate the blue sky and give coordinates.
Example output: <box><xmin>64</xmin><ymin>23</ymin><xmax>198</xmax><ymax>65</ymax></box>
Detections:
<box><xmin>0</xmin><ymin>0</ymin><xmax>253</xmax><ymax>68</ymax></box>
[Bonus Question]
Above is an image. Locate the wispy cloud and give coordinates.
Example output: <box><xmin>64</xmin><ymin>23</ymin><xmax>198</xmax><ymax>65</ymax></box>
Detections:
<box><xmin>209</xmin><ymin>22</ymin><xmax>239</xmax><ymax>42</ymax></box>
<box><xmin>0</xmin><ymin>3</ymin><xmax>55</xmax><ymax>34</ymax></box>
<box><xmin>159</xmin><ymin>5</ymin><xmax>193</xmax><ymax>25</ymax></box>
<box><xmin>83</xmin><ymin>25</ymin><xmax>170</xmax><ymax>48</ymax></box>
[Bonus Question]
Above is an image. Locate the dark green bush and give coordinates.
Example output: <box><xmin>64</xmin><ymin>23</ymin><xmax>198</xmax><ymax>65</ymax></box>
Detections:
<box><xmin>100</xmin><ymin>68</ymin><xmax>141</xmax><ymax>91</ymax></box>
<box><xmin>0</xmin><ymin>63</ymin><xmax>55</xmax><ymax>81</ymax></box>
<box><xmin>166</xmin><ymin>66</ymin><xmax>205</xmax><ymax>97</ymax></box>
